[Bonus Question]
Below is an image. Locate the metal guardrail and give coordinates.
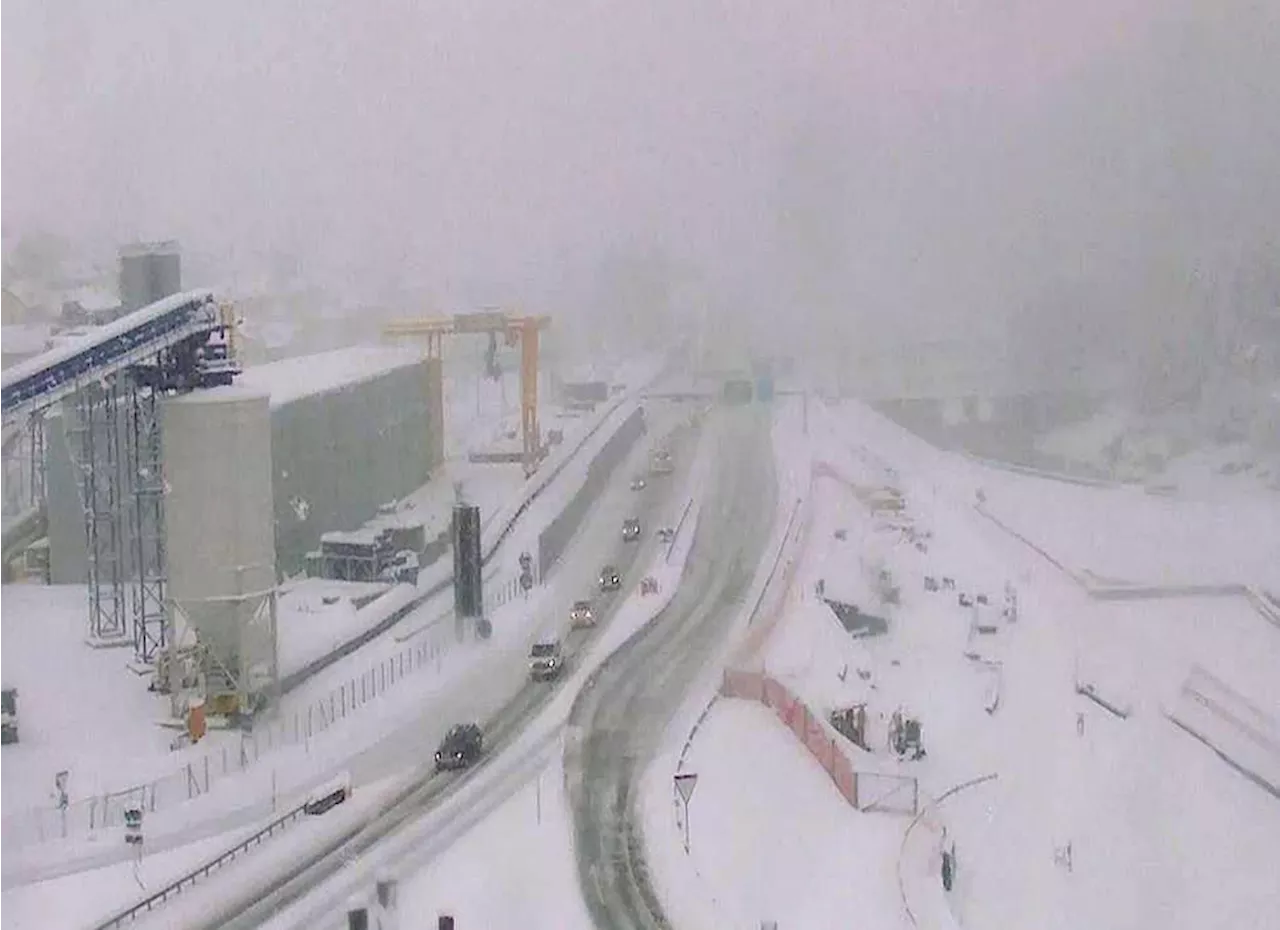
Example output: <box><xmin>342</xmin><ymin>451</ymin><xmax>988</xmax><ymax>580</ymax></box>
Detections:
<box><xmin>663</xmin><ymin>498</ymin><xmax>695</xmax><ymax>566</ymax></box>
<box><xmin>91</xmin><ymin>801</ymin><xmax>311</xmax><ymax>930</ymax></box>
<box><xmin>744</xmin><ymin>497</ymin><xmax>803</xmax><ymax>627</ymax></box>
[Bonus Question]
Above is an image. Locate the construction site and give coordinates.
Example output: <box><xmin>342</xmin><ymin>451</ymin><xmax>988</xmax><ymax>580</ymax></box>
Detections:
<box><xmin>1</xmin><ymin>245</ymin><xmax>569</xmax><ymax>728</ymax></box>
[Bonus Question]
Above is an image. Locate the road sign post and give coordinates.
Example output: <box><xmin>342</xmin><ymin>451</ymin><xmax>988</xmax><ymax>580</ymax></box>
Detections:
<box><xmin>674</xmin><ymin>772</ymin><xmax>698</xmax><ymax>854</ymax></box>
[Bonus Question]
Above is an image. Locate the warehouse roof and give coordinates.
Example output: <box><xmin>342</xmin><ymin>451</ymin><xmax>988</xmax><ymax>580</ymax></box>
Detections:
<box><xmin>236</xmin><ymin>346</ymin><xmax>425</xmax><ymax>408</ymax></box>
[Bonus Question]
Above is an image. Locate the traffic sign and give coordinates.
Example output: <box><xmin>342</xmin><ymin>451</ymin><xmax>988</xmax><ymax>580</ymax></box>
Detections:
<box><xmin>674</xmin><ymin>772</ymin><xmax>698</xmax><ymax>804</ymax></box>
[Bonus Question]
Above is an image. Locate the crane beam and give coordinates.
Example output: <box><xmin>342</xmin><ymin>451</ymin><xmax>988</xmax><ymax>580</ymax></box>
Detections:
<box><xmin>383</xmin><ymin>312</ymin><xmax>551</xmax><ymax>472</ymax></box>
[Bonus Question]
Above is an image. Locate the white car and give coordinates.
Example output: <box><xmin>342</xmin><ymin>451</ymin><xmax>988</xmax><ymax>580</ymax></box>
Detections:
<box><xmin>570</xmin><ymin>599</ymin><xmax>596</xmax><ymax>628</ymax></box>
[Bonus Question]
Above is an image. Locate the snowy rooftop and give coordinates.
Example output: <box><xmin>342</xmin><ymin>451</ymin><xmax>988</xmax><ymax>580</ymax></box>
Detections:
<box><xmin>235</xmin><ymin>346</ymin><xmax>425</xmax><ymax>408</ymax></box>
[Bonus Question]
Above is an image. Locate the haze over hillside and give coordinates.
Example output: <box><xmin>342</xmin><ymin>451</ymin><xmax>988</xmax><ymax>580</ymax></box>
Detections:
<box><xmin>4</xmin><ymin>0</ymin><xmax>1278</xmax><ymax>401</ymax></box>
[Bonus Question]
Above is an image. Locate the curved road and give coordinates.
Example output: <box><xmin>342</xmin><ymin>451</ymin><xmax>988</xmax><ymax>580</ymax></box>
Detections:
<box><xmin>154</xmin><ymin>403</ymin><xmax>704</xmax><ymax>930</ymax></box>
<box><xmin>567</xmin><ymin>404</ymin><xmax>778</xmax><ymax>929</ymax></box>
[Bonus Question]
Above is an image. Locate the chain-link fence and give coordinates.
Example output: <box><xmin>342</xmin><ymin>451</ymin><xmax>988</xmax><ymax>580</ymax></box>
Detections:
<box><xmin>2</xmin><ymin>566</ymin><xmax>539</xmax><ymax>850</ymax></box>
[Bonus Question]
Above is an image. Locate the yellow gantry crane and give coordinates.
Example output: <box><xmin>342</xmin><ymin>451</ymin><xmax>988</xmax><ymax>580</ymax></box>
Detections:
<box><xmin>383</xmin><ymin>311</ymin><xmax>552</xmax><ymax>472</ymax></box>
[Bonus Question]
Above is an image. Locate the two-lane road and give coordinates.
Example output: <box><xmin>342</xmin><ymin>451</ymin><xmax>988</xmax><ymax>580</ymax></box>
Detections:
<box><xmin>568</xmin><ymin>404</ymin><xmax>779</xmax><ymax>929</ymax></box>
<box><xmin>156</xmin><ymin>403</ymin><xmax>703</xmax><ymax>930</ymax></box>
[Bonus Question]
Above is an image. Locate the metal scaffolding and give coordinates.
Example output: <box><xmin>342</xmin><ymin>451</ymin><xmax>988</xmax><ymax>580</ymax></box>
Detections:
<box><xmin>126</xmin><ymin>381</ymin><xmax>168</xmax><ymax>663</ymax></box>
<box><xmin>29</xmin><ymin>413</ymin><xmax>45</xmax><ymax>507</ymax></box>
<box><xmin>69</xmin><ymin>381</ymin><xmax>129</xmax><ymax>644</ymax></box>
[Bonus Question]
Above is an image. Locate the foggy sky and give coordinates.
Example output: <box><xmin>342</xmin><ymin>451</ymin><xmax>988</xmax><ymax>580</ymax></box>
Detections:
<box><xmin>5</xmin><ymin>0</ymin><xmax>1279</xmax><ymax>377</ymax></box>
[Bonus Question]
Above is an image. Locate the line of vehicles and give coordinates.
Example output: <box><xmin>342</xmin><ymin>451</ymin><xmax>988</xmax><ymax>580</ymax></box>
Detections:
<box><xmin>420</xmin><ymin>446</ymin><xmax>676</xmax><ymax>776</ymax></box>
<box><xmin>299</xmin><ymin>452</ymin><xmax>663</xmax><ymax>899</ymax></box>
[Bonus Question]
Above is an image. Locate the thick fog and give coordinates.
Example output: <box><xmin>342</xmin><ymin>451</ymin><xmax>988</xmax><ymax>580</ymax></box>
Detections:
<box><xmin>4</xmin><ymin>0</ymin><xmax>1279</xmax><ymax>395</ymax></box>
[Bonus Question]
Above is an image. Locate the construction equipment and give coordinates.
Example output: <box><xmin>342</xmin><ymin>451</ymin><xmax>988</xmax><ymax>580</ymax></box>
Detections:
<box><xmin>383</xmin><ymin>311</ymin><xmax>552</xmax><ymax>472</ymax></box>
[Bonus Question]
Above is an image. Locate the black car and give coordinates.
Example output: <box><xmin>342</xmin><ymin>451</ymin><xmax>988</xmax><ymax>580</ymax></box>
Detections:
<box><xmin>622</xmin><ymin>518</ymin><xmax>642</xmax><ymax>542</ymax></box>
<box><xmin>599</xmin><ymin>564</ymin><xmax>622</xmax><ymax>592</ymax></box>
<box><xmin>435</xmin><ymin>723</ymin><xmax>483</xmax><ymax>771</ymax></box>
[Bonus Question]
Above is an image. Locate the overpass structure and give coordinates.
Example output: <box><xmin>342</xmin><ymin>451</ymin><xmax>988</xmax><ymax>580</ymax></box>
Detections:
<box><xmin>0</xmin><ymin>290</ymin><xmax>238</xmax><ymax>661</ymax></box>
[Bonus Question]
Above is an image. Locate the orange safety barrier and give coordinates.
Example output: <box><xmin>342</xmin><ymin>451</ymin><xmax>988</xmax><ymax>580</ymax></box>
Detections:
<box><xmin>721</xmin><ymin>668</ymin><xmax>863</xmax><ymax>809</ymax></box>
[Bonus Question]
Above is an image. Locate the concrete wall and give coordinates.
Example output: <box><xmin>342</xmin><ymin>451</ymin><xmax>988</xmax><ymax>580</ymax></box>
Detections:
<box><xmin>271</xmin><ymin>356</ymin><xmax>443</xmax><ymax>576</ymax></box>
<box><xmin>536</xmin><ymin>407</ymin><xmax>647</xmax><ymax>578</ymax></box>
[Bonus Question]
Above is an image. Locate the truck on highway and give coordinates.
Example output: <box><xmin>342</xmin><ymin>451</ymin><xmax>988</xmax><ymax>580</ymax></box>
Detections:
<box><xmin>650</xmin><ymin>448</ymin><xmax>674</xmax><ymax>475</ymax></box>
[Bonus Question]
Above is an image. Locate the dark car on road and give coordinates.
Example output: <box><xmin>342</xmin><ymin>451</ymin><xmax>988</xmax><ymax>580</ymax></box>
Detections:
<box><xmin>599</xmin><ymin>564</ymin><xmax>622</xmax><ymax>592</ymax></box>
<box><xmin>622</xmin><ymin>518</ymin><xmax>642</xmax><ymax>542</ymax></box>
<box><xmin>435</xmin><ymin>723</ymin><xmax>483</xmax><ymax>771</ymax></box>
<box><xmin>528</xmin><ymin>638</ymin><xmax>564</xmax><ymax>682</ymax></box>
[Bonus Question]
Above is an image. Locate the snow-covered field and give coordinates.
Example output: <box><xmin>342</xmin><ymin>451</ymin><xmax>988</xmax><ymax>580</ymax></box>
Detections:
<box><xmin>977</xmin><ymin>472</ymin><xmax>1280</xmax><ymax>591</ymax></box>
<box><xmin>680</xmin><ymin>396</ymin><xmax>1280</xmax><ymax>930</ymax></box>
<box><xmin>396</xmin><ymin>393</ymin><xmax>1280</xmax><ymax>930</ymax></box>
<box><xmin>649</xmin><ymin>698</ymin><xmax>908</xmax><ymax>929</ymax></box>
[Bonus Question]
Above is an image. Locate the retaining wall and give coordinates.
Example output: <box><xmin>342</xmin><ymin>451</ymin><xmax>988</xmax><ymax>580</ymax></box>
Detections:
<box><xmin>536</xmin><ymin>406</ymin><xmax>647</xmax><ymax>578</ymax></box>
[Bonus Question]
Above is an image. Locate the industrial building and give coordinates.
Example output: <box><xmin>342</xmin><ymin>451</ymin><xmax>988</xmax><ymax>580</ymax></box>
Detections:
<box><xmin>43</xmin><ymin>345</ymin><xmax>443</xmax><ymax>583</ymax></box>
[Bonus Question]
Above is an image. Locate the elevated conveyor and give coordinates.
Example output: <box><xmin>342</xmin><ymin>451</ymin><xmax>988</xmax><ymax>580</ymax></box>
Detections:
<box><xmin>1</xmin><ymin>290</ymin><xmax>225</xmax><ymax>428</ymax></box>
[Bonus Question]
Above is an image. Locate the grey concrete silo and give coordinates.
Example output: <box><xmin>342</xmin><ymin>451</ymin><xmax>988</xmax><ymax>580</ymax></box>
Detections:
<box><xmin>120</xmin><ymin>240</ymin><xmax>182</xmax><ymax>312</ymax></box>
<box><xmin>162</xmin><ymin>386</ymin><xmax>278</xmax><ymax>710</ymax></box>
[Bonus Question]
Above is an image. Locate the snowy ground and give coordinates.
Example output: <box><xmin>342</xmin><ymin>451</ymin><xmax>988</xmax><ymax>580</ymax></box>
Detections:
<box><xmin>0</xmin><ymin>583</ymin><xmax>245</xmax><ymax>812</ymax></box>
<box><xmin>977</xmin><ymin>471</ymin><xmax>1280</xmax><ymax>591</ymax></box>
<box><xmin>677</xmin><ymin>396</ymin><xmax>1280</xmax><ymax>930</ymax></box>
<box><xmin>403</xmin><ymin>391</ymin><xmax>1272</xmax><ymax>930</ymax></box>
<box><xmin>395</xmin><ymin>750</ymin><xmax>593</xmax><ymax>930</ymax></box>
<box><xmin>649</xmin><ymin>699</ymin><xmax>908</xmax><ymax>930</ymax></box>
<box><xmin>1</xmin><ymin>361</ymin><xmax>657</xmax><ymax>824</ymax></box>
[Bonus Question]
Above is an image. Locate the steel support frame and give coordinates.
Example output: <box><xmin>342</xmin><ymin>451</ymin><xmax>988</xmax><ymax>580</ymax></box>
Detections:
<box><xmin>126</xmin><ymin>382</ymin><xmax>168</xmax><ymax>663</ymax></box>
<box><xmin>29</xmin><ymin>413</ymin><xmax>46</xmax><ymax>507</ymax></box>
<box><xmin>71</xmin><ymin>381</ymin><xmax>129</xmax><ymax>644</ymax></box>
<box><xmin>520</xmin><ymin>320</ymin><xmax>541</xmax><ymax>473</ymax></box>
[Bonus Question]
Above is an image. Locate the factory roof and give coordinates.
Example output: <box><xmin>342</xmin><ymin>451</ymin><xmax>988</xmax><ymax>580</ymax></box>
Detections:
<box><xmin>235</xmin><ymin>345</ymin><xmax>425</xmax><ymax>408</ymax></box>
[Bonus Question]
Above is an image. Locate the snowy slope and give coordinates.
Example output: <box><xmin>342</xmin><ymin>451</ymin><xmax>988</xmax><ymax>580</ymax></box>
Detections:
<box><xmin>645</xmin><ymin>394</ymin><xmax>1280</xmax><ymax>930</ymax></box>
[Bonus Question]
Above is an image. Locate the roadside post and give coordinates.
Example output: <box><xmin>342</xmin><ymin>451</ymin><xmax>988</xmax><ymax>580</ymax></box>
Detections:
<box><xmin>674</xmin><ymin>772</ymin><xmax>698</xmax><ymax>853</ymax></box>
<box><xmin>54</xmin><ymin>770</ymin><xmax>69</xmax><ymax>838</ymax></box>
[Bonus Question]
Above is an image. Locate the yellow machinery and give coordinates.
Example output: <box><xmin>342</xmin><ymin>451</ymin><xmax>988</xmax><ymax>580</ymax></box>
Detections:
<box><xmin>384</xmin><ymin>312</ymin><xmax>552</xmax><ymax>472</ymax></box>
